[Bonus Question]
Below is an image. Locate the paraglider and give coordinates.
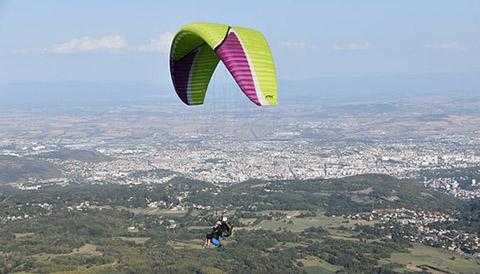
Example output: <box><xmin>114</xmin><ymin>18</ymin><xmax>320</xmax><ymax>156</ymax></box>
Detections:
<box><xmin>170</xmin><ymin>22</ymin><xmax>278</xmax><ymax>106</ymax></box>
<box><xmin>204</xmin><ymin>216</ymin><xmax>233</xmax><ymax>248</ymax></box>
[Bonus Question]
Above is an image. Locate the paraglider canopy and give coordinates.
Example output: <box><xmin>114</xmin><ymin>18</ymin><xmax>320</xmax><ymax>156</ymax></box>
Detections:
<box><xmin>170</xmin><ymin>22</ymin><xmax>278</xmax><ymax>106</ymax></box>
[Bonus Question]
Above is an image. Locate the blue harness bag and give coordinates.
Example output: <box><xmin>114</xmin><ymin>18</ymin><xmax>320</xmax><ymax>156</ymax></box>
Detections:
<box><xmin>211</xmin><ymin>238</ymin><xmax>221</xmax><ymax>247</ymax></box>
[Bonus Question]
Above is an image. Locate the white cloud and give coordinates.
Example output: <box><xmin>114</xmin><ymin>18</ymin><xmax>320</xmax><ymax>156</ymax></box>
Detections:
<box><xmin>47</xmin><ymin>34</ymin><xmax>128</xmax><ymax>54</ymax></box>
<box><xmin>333</xmin><ymin>41</ymin><xmax>370</xmax><ymax>51</ymax></box>
<box><xmin>135</xmin><ymin>32</ymin><xmax>174</xmax><ymax>54</ymax></box>
<box><xmin>13</xmin><ymin>32</ymin><xmax>175</xmax><ymax>55</ymax></box>
<box><xmin>425</xmin><ymin>41</ymin><xmax>466</xmax><ymax>51</ymax></box>
<box><xmin>280</xmin><ymin>40</ymin><xmax>319</xmax><ymax>50</ymax></box>
<box><xmin>280</xmin><ymin>41</ymin><xmax>308</xmax><ymax>49</ymax></box>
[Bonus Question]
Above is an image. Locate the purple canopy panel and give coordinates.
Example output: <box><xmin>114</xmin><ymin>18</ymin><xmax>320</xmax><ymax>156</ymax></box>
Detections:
<box><xmin>215</xmin><ymin>32</ymin><xmax>260</xmax><ymax>106</ymax></box>
<box><xmin>170</xmin><ymin>48</ymin><xmax>198</xmax><ymax>105</ymax></box>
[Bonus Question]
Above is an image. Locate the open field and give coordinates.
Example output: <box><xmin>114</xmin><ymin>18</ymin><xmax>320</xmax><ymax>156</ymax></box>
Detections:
<box><xmin>390</xmin><ymin>245</ymin><xmax>480</xmax><ymax>274</ymax></box>
<box><xmin>256</xmin><ymin>212</ymin><xmax>374</xmax><ymax>233</ymax></box>
<box><xmin>301</xmin><ymin>256</ymin><xmax>342</xmax><ymax>274</ymax></box>
<box><xmin>116</xmin><ymin>206</ymin><xmax>188</xmax><ymax>216</ymax></box>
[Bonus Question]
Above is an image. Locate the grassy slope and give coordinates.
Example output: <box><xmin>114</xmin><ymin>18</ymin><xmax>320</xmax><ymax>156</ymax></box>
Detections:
<box><xmin>390</xmin><ymin>245</ymin><xmax>480</xmax><ymax>274</ymax></box>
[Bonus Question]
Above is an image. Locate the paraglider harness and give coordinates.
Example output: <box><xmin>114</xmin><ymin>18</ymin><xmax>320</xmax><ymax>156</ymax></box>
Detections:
<box><xmin>206</xmin><ymin>219</ymin><xmax>233</xmax><ymax>248</ymax></box>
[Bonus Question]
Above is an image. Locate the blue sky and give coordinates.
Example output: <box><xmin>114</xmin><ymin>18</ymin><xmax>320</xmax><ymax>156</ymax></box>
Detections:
<box><xmin>0</xmin><ymin>0</ymin><xmax>479</xmax><ymax>85</ymax></box>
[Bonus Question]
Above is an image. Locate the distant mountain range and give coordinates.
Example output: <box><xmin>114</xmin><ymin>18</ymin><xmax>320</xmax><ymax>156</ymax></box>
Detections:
<box><xmin>0</xmin><ymin>82</ymin><xmax>168</xmax><ymax>107</ymax></box>
<box><xmin>281</xmin><ymin>71</ymin><xmax>480</xmax><ymax>103</ymax></box>
<box><xmin>1</xmin><ymin>72</ymin><xmax>479</xmax><ymax>107</ymax></box>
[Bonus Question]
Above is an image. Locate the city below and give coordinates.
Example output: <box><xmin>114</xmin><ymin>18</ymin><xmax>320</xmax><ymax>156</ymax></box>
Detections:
<box><xmin>1</xmin><ymin>87</ymin><xmax>479</xmax><ymax>273</ymax></box>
